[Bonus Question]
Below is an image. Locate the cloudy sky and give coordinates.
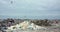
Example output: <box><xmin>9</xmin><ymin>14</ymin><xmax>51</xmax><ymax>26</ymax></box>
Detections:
<box><xmin>0</xmin><ymin>0</ymin><xmax>60</xmax><ymax>19</ymax></box>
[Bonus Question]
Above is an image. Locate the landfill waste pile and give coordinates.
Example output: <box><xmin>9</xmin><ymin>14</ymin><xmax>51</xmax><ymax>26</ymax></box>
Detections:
<box><xmin>5</xmin><ymin>21</ymin><xmax>47</xmax><ymax>32</ymax></box>
<box><xmin>0</xmin><ymin>19</ymin><xmax>60</xmax><ymax>32</ymax></box>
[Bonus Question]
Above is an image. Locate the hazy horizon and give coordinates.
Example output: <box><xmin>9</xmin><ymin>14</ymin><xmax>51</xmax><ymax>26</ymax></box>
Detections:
<box><xmin>0</xmin><ymin>0</ymin><xmax>60</xmax><ymax>19</ymax></box>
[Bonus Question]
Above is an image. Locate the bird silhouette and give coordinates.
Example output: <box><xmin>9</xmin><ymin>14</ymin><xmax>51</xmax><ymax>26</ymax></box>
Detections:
<box><xmin>11</xmin><ymin>1</ymin><xmax>13</xmax><ymax>4</ymax></box>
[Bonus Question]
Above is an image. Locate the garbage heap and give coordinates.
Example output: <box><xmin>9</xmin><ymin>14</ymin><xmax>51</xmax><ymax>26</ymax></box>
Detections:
<box><xmin>6</xmin><ymin>20</ymin><xmax>47</xmax><ymax>32</ymax></box>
